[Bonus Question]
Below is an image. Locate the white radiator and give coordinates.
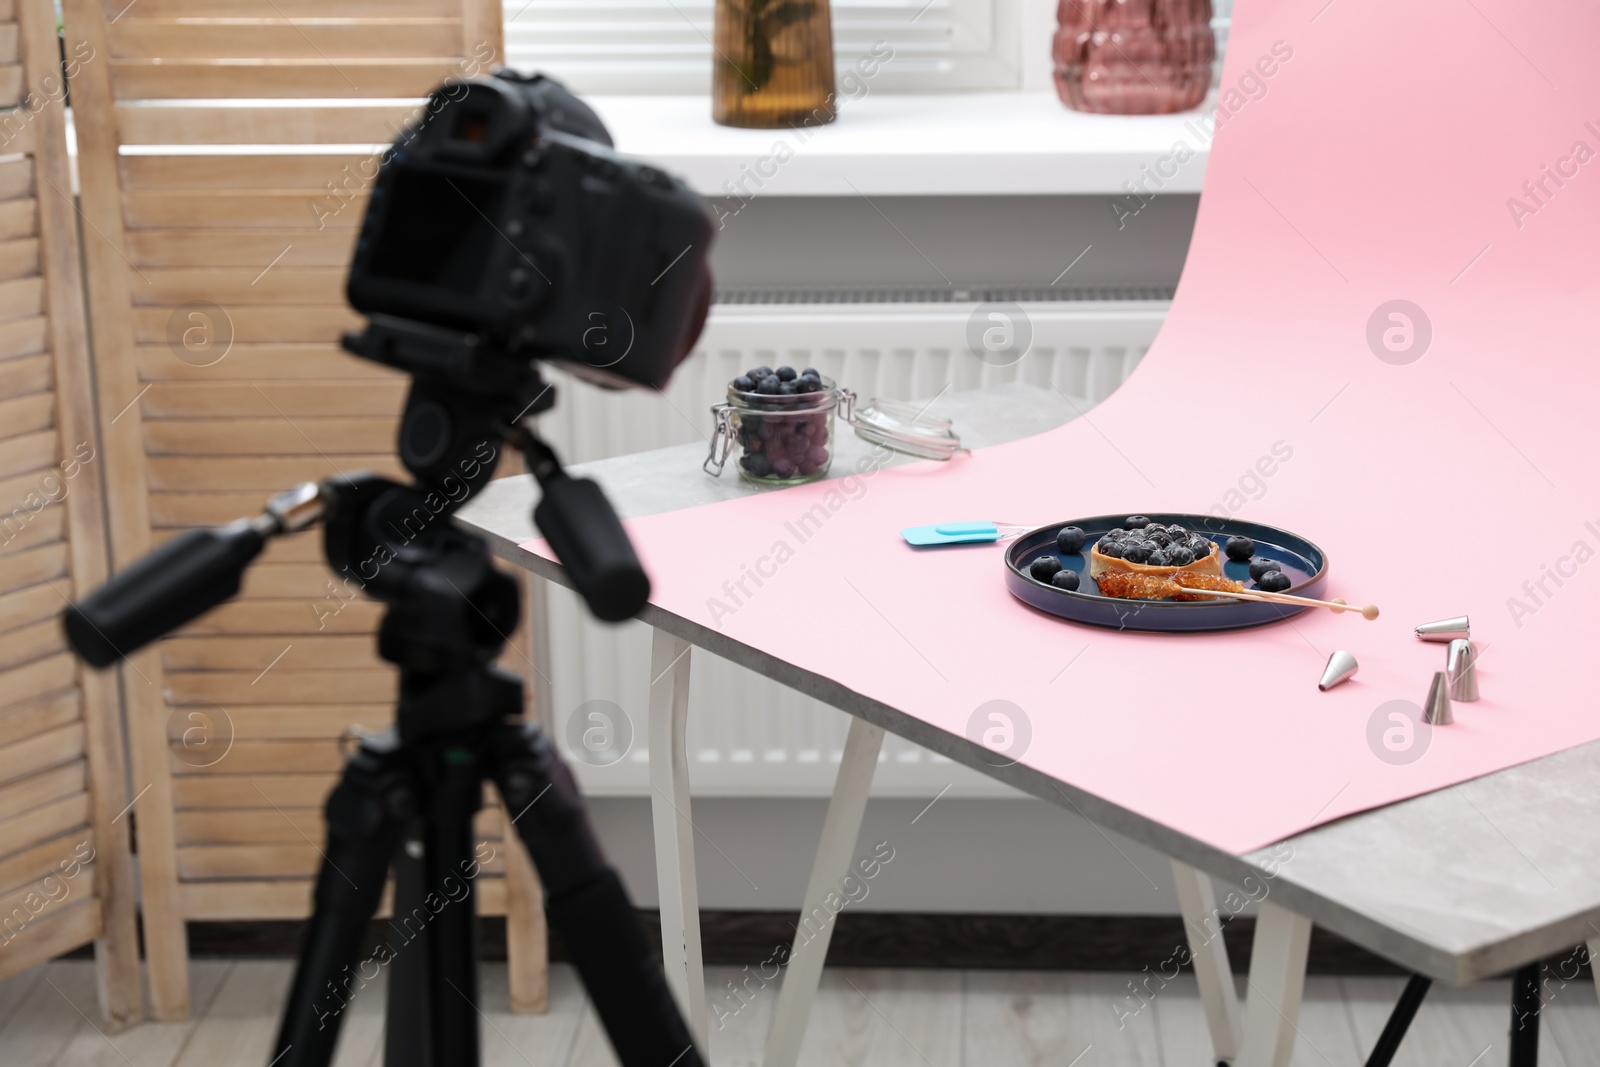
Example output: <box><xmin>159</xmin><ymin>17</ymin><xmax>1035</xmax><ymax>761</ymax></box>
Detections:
<box><xmin>528</xmin><ymin>294</ymin><xmax>1169</xmax><ymax>797</ymax></box>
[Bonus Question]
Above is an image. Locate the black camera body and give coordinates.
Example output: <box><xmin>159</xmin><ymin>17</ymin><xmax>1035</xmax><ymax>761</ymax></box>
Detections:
<box><xmin>347</xmin><ymin>72</ymin><xmax>714</xmax><ymax>392</ymax></box>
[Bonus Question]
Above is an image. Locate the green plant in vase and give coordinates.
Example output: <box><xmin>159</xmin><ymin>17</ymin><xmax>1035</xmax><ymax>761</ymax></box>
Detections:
<box><xmin>713</xmin><ymin>0</ymin><xmax>837</xmax><ymax>128</ymax></box>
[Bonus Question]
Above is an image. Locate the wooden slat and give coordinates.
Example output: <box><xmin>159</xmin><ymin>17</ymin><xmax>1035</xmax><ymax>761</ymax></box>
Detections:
<box><xmin>0</xmin><ymin>691</ymin><xmax>78</xmax><ymax>749</ymax></box>
<box><xmin>110</xmin><ymin>18</ymin><xmax>459</xmax><ymax>60</ymax></box>
<box><xmin>161</xmin><ymin>635</ymin><xmax>380</xmax><ymax>671</ymax></box>
<box><xmin>0</xmin><ymin>197</ymin><xmax>36</xmax><ymax>240</ymax></box>
<box><xmin>0</xmin><ymin>24</ymin><xmax>17</xmax><ymax>64</ymax></box>
<box><xmin>0</xmin><ymin>829</ymin><xmax>93</xmax><ymax>896</ymax></box>
<box><xmin>0</xmin><ymin>155</ymin><xmax>31</xmax><ymax>200</ymax></box>
<box><xmin>113</xmin><ymin>58</ymin><xmax>461</xmax><ymax>99</ymax></box>
<box><xmin>178</xmin><ymin>874</ymin><xmax>506</xmax><ymax>921</ymax></box>
<box><xmin>0</xmin><ymin>276</ymin><xmax>43</xmax><ymax>323</ymax></box>
<box><xmin>0</xmin><ymin>541</ymin><xmax>68</xmax><ymax>597</ymax></box>
<box><xmin>0</xmin><ymin>314</ymin><xmax>45</xmax><ymax>358</ymax></box>
<box><xmin>116</xmin><ymin>103</ymin><xmax>421</xmax><ymax>145</ymax></box>
<box><xmin>172</xmin><ymin>772</ymin><xmax>335</xmax><ymax>809</ymax></box>
<box><xmin>0</xmin><ymin>63</ymin><xmax>21</xmax><ymax>109</ymax></box>
<box><xmin>0</xmin><ymin>723</ymin><xmax>85</xmax><ymax>788</ymax></box>
<box><xmin>166</xmin><ymin>668</ymin><xmax>395</xmax><ymax>706</ymax></box>
<box><xmin>0</xmin><ymin>428</ymin><xmax>52</xmax><ymax>483</ymax></box>
<box><xmin>0</xmin><ymin>654</ymin><xmax>74</xmax><ymax>716</ymax></box>
<box><xmin>175</xmin><ymin>805</ymin><xmax>501</xmax><ymax>845</ymax></box>
<box><xmin>106</xmin><ymin>0</ymin><xmax>454</xmax><ymax>16</ymax></box>
<box><xmin>133</xmin><ymin>305</ymin><xmax>361</xmax><ymax>344</ymax></box>
<box><xmin>145</xmin><ymin>416</ymin><xmax>392</xmax><ymax>455</ymax></box>
<box><xmin>0</xmin><ymin>899</ymin><xmax>101</xmax><ymax>984</ymax></box>
<box><xmin>0</xmin><ymin>864</ymin><xmax>96</xmax><ymax>942</ymax></box>
<box><xmin>147</xmin><ymin>455</ymin><xmax>402</xmax><ymax>493</ymax></box>
<box><xmin>0</xmin><ymin>580</ymin><xmax>69</xmax><ymax>635</ymax></box>
<box><xmin>0</xmin><ymin>394</ymin><xmax>51</xmax><ymax>441</ymax></box>
<box><xmin>175</xmin><ymin>598</ymin><xmax>383</xmax><ymax>635</ymax></box>
<box><xmin>168</xmin><ymin>739</ymin><xmax>346</xmax><ymax>776</ymax></box>
<box><xmin>202</xmin><ymin>704</ymin><xmax>390</xmax><ymax>740</ymax></box>
<box><xmin>0</xmin><ymin>236</ymin><xmax>39</xmax><ymax>280</ymax></box>
<box><xmin>0</xmin><ymin>791</ymin><xmax>89</xmax><ymax>859</ymax></box>
<box><xmin>128</xmin><ymin>229</ymin><xmax>357</xmax><ymax>269</ymax></box>
<box><xmin>136</xmin><ymin>344</ymin><xmax>402</xmax><ymax>381</ymax></box>
<box><xmin>0</xmin><ymin>761</ymin><xmax>84</xmax><ymax>823</ymax></box>
<box><xmin>0</xmin><ymin>352</ymin><xmax>51</xmax><ymax>397</ymax></box>
<box><xmin>142</xmin><ymin>382</ymin><xmax>405</xmax><ymax>419</ymax></box>
<box><xmin>125</xmin><ymin>192</ymin><xmax>365</xmax><ymax>231</ymax></box>
<box><xmin>0</xmin><ymin>505</ymin><xmax>67</xmax><ymax>558</ymax></box>
<box><xmin>178</xmin><ymin>841</ymin><xmax>502</xmax><ymax>880</ymax></box>
<box><xmin>0</xmin><ymin>616</ymin><xmax>66</xmax><ymax>671</ymax></box>
<box><xmin>237</xmin><ymin>563</ymin><xmax>370</xmax><ymax>599</ymax></box>
<box><xmin>121</xmin><ymin>153</ymin><xmax>376</xmax><ymax>190</ymax></box>
<box><xmin>132</xmin><ymin>268</ymin><xmax>352</xmax><ymax>307</ymax></box>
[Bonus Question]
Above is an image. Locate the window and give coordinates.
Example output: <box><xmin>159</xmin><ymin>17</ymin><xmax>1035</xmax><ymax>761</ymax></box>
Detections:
<box><xmin>502</xmin><ymin>0</ymin><xmax>1231</xmax><ymax>95</ymax></box>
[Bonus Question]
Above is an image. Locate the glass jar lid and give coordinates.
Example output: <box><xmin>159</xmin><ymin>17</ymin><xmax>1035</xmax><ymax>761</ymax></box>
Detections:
<box><xmin>850</xmin><ymin>398</ymin><xmax>963</xmax><ymax>461</ymax></box>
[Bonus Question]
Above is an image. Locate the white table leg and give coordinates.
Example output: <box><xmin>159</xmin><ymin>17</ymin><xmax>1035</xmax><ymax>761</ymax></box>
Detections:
<box><xmin>1236</xmin><ymin>901</ymin><xmax>1313</xmax><ymax>1067</ymax></box>
<box><xmin>1172</xmin><ymin>860</ymin><xmax>1243</xmax><ymax>1063</ymax></box>
<box><xmin>763</xmin><ymin>716</ymin><xmax>885</xmax><ymax>1067</ymax></box>
<box><xmin>1590</xmin><ymin>938</ymin><xmax>1600</xmax><ymax>1009</ymax></box>
<box><xmin>649</xmin><ymin>628</ymin><xmax>707</xmax><ymax>1050</ymax></box>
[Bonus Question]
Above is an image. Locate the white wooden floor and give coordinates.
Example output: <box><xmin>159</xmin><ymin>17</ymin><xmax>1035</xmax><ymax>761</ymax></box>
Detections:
<box><xmin>3</xmin><ymin>958</ymin><xmax>1599</xmax><ymax>1066</ymax></box>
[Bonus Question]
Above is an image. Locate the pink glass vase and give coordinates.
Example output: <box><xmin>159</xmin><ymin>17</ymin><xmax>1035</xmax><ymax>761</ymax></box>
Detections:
<box><xmin>1054</xmin><ymin>0</ymin><xmax>1215</xmax><ymax>115</ymax></box>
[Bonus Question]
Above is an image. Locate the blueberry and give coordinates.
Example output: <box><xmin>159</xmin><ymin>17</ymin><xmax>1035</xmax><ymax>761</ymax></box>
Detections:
<box><xmin>1099</xmin><ymin>539</ymin><xmax>1126</xmax><ymax>559</ymax></box>
<box><xmin>1248</xmin><ymin>558</ymin><xmax>1280</xmax><ymax>581</ymax></box>
<box><xmin>733</xmin><ymin>374</ymin><xmax>755</xmax><ymax>391</ymax></box>
<box><xmin>1167</xmin><ymin>523</ymin><xmax>1188</xmax><ymax>536</ymax></box>
<box><xmin>1167</xmin><ymin>546</ymin><xmax>1195</xmax><ymax>566</ymax></box>
<box><xmin>777</xmin><ymin>381</ymin><xmax>799</xmax><ymax>395</ymax></box>
<box><xmin>796</xmin><ymin>376</ymin><xmax>824</xmax><ymax>393</ymax></box>
<box><xmin>1257</xmin><ymin>570</ymin><xmax>1291</xmax><ymax>592</ymax></box>
<box><xmin>1146</xmin><ymin>528</ymin><xmax>1172</xmax><ymax>547</ymax></box>
<box><xmin>1124</xmin><ymin>515</ymin><xmax>1151</xmax><ymax>529</ymax></box>
<box><xmin>775</xmin><ymin>366</ymin><xmax>798</xmax><ymax>381</ymax></box>
<box><xmin>1055</xmin><ymin>526</ymin><xmax>1087</xmax><ymax>554</ymax></box>
<box><xmin>801</xmin><ymin>367</ymin><xmax>821</xmax><ymax>380</ymax></box>
<box><xmin>1050</xmin><ymin>569</ymin><xmax>1081</xmax><ymax>591</ymax></box>
<box><xmin>1189</xmin><ymin>537</ymin><xmax>1213</xmax><ymax>557</ymax></box>
<box><xmin>756</xmin><ymin>374</ymin><xmax>782</xmax><ymax>394</ymax></box>
<box><xmin>741</xmin><ymin>452</ymin><xmax>771</xmax><ymax>476</ymax></box>
<box><xmin>1029</xmin><ymin>555</ymin><xmax>1063</xmax><ymax>580</ymax></box>
<box><xmin>1123</xmin><ymin>543</ymin><xmax>1153</xmax><ymax>564</ymax></box>
<box><xmin>748</xmin><ymin>365</ymin><xmax>772</xmax><ymax>381</ymax></box>
<box><xmin>1225</xmin><ymin>535</ymin><xmax>1255</xmax><ymax>562</ymax></box>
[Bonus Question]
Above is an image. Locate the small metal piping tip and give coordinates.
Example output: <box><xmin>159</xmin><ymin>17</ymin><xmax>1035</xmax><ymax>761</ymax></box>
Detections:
<box><xmin>1447</xmin><ymin>639</ymin><xmax>1479</xmax><ymax>702</ymax></box>
<box><xmin>1318</xmin><ymin>650</ymin><xmax>1359</xmax><ymax>691</ymax></box>
<box><xmin>1423</xmin><ymin>671</ymin><xmax>1454</xmax><ymax>725</ymax></box>
<box><xmin>1416</xmin><ymin>615</ymin><xmax>1469</xmax><ymax>642</ymax></box>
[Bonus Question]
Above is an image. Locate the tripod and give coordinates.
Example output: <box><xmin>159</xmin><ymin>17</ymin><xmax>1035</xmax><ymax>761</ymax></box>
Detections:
<box><xmin>265</xmin><ymin>476</ymin><xmax>699</xmax><ymax>1067</ymax></box>
<box><xmin>63</xmin><ymin>324</ymin><xmax>707</xmax><ymax>1066</ymax></box>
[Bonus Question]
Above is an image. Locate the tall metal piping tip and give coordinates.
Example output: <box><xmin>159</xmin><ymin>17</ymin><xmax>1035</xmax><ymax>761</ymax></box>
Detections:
<box><xmin>1318</xmin><ymin>650</ymin><xmax>1359</xmax><ymax>691</ymax></box>
<box><xmin>1416</xmin><ymin>615</ymin><xmax>1469</xmax><ymax>642</ymax></box>
<box><xmin>1447</xmin><ymin>639</ymin><xmax>1479</xmax><ymax>702</ymax></box>
<box><xmin>1423</xmin><ymin>671</ymin><xmax>1454</xmax><ymax>725</ymax></box>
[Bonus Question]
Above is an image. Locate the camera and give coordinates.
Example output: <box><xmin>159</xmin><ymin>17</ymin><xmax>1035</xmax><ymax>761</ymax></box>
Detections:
<box><xmin>346</xmin><ymin>71</ymin><xmax>714</xmax><ymax>394</ymax></box>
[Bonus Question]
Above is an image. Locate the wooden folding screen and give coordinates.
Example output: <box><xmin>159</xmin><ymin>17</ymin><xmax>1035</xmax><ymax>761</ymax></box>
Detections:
<box><xmin>60</xmin><ymin>0</ymin><xmax>548</xmax><ymax>1020</ymax></box>
<box><xmin>0</xmin><ymin>0</ymin><xmax>141</xmax><ymax>1029</ymax></box>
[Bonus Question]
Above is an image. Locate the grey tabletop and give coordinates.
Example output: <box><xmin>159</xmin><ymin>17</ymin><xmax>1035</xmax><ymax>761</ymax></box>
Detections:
<box><xmin>456</xmin><ymin>382</ymin><xmax>1600</xmax><ymax>985</ymax></box>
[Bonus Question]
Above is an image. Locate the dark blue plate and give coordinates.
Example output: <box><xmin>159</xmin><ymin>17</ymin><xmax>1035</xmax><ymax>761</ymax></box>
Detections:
<box><xmin>1004</xmin><ymin>514</ymin><xmax>1329</xmax><ymax>633</ymax></box>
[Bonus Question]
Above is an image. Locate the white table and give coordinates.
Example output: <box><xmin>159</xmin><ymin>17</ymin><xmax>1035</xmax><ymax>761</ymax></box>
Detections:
<box><xmin>457</xmin><ymin>383</ymin><xmax>1600</xmax><ymax>1067</ymax></box>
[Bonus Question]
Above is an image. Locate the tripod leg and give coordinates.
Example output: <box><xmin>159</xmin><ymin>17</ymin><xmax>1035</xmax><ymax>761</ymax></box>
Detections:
<box><xmin>383</xmin><ymin>828</ymin><xmax>429</xmax><ymax>1067</ymax></box>
<box><xmin>272</xmin><ymin>737</ymin><xmax>410</xmax><ymax>1067</ymax></box>
<box><xmin>489</xmin><ymin>722</ymin><xmax>705</xmax><ymax>1067</ymax></box>
<box><xmin>415</xmin><ymin>746</ymin><xmax>484</xmax><ymax>1067</ymax></box>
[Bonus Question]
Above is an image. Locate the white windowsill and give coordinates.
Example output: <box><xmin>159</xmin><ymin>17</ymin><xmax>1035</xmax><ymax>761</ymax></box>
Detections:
<box><xmin>587</xmin><ymin>91</ymin><xmax>1215</xmax><ymax>198</ymax></box>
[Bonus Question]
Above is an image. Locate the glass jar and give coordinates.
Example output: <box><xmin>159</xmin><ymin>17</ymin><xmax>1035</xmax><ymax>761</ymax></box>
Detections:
<box><xmin>1053</xmin><ymin>0</ymin><xmax>1215</xmax><ymax>115</ymax></box>
<box><xmin>712</xmin><ymin>0</ymin><xmax>838</xmax><ymax>128</ymax></box>
<box><xmin>704</xmin><ymin>376</ymin><xmax>854</xmax><ymax>485</ymax></box>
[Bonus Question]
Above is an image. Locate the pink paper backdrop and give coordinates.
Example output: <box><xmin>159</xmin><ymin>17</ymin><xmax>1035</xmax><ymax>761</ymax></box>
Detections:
<box><xmin>530</xmin><ymin>0</ymin><xmax>1600</xmax><ymax>853</ymax></box>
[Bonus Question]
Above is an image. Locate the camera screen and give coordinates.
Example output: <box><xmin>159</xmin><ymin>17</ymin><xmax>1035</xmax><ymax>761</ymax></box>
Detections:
<box><xmin>365</xmin><ymin>169</ymin><xmax>506</xmax><ymax>293</ymax></box>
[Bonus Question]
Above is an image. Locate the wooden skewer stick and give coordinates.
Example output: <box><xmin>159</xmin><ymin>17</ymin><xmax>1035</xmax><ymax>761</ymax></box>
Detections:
<box><xmin>1188</xmin><ymin>585</ymin><xmax>1379</xmax><ymax>620</ymax></box>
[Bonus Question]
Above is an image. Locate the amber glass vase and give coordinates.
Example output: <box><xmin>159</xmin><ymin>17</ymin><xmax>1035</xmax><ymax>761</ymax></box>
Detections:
<box><xmin>1054</xmin><ymin>0</ymin><xmax>1215</xmax><ymax>115</ymax></box>
<box><xmin>713</xmin><ymin>0</ymin><xmax>837</xmax><ymax>128</ymax></box>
